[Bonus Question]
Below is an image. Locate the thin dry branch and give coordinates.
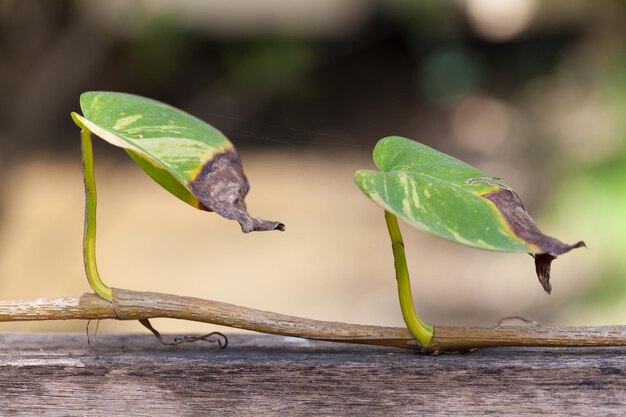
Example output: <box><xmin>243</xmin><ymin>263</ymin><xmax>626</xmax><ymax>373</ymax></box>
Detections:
<box><xmin>1</xmin><ymin>288</ymin><xmax>625</xmax><ymax>352</ymax></box>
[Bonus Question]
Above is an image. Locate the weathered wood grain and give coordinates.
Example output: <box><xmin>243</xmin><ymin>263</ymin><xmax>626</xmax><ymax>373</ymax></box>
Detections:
<box><xmin>0</xmin><ymin>333</ymin><xmax>624</xmax><ymax>416</ymax></box>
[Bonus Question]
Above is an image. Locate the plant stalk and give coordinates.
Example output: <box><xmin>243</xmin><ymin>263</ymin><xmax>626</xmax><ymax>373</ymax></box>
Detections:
<box><xmin>81</xmin><ymin>128</ymin><xmax>113</xmax><ymax>302</ymax></box>
<box><xmin>0</xmin><ymin>289</ymin><xmax>625</xmax><ymax>351</ymax></box>
<box><xmin>384</xmin><ymin>211</ymin><xmax>434</xmax><ymax>346</ymax></box>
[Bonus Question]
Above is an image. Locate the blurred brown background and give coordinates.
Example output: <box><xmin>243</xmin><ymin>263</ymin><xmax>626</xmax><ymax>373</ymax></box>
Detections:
<box><xmin>0</xmin><ymin>0</ymin><xmax>625</xmax><ymax>334</ymax></box>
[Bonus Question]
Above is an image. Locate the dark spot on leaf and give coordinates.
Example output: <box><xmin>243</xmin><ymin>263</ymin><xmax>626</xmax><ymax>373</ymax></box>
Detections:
<box><xmin>483</xmin><ymin>188</ymin><xmax>585</xmax><ymax>294</ymax></box>
<box><xmin>189</xmin><ymin>148</ymin><xmax>285</xmax><ymax>233</ymax></box>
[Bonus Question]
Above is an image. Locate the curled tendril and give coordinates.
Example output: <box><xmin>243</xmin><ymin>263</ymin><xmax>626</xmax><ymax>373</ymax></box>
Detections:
<box><xmin>139</xmin><ymin>319</ymin><xmax>228</xmax><ymax>349</ymax></box>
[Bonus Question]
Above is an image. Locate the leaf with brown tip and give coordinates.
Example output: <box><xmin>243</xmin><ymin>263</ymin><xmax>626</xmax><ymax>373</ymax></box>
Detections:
<box><xmin>72</xmin><ymin>91</ymin><xmax>284</xmax><ymax>233</ymax></box>
<box><xmin>355</xmin><ymin>136</ymin><xmax>585</xmax><ymax>293</ymax></box>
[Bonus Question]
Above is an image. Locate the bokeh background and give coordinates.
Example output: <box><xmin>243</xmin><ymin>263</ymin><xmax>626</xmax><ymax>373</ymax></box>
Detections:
<box><xmin>0</xmin><ymin>0</ymin><xmax>624</xmax><ymax>334</ymax></box>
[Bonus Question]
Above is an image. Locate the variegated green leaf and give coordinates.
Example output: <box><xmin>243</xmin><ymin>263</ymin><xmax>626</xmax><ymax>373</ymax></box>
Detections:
<box><xmin>355</xmin><ymin>136</ymin><xmax>584</xmax><ymax>293</ymax></box>
<box><xmin>72</xmin><ymin>91</ymin><xmax>284</xmax><ymax>233</ymax></box>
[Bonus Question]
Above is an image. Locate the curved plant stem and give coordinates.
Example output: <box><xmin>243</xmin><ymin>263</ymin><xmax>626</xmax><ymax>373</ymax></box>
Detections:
<box><xmin>384</xmin><ymin>211</ymin><xmax>434</xmax><ymax>346</ymax></box>
<box><xmin>1</xmin><ymin>289</ymin><xmax>625</xmax><ymax>350</ymax></box>
<box><xmin>81</xmin><ymin>128</ymin><xmax>113</xmax><ymax>302</ymax></box>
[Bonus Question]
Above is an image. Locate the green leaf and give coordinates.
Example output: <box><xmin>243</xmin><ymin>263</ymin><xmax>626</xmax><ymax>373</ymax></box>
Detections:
<box><xmin>72</xmin><ymin>91</ymin><xmax>284</xmax><ymax>233</ymax></box>
<box><xmin>355</xmin><ymin>136</ymin><xmax>584</xmax><ymax>293</ymax></box>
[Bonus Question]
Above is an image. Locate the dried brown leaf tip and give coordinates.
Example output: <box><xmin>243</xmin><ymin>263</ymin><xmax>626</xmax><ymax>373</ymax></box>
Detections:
<box><xmin>190</xmin><ymin>148</ymin><xmax>285</xmax><ymax>233</ymax></box>
<box><xmin>483</xmin><ymin>188</ymin><xmax>585</xmax><ymax>294</ymax></box>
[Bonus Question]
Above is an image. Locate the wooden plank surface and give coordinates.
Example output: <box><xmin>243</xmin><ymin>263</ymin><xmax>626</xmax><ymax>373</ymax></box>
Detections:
<box><xmin>0</xmin><ymin>333</ymin><xmax>624</xmax><ymax>416</ymax></box>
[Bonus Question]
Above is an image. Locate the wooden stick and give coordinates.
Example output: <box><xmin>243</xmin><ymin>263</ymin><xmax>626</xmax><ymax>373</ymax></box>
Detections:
<box><xmin>428</xmin><ymin>325</ymin><xmax>626</xmax><ymax>352</ymax></box>
<box><xmin>0</xmin><ymin>293</ymin><xmax>117</xmax><ymax>321</ymax></box>
<box><xmin>1</xmin><ymin>288</ymin><xmax>625</xmax><ymax>352</ymax></box>
<box><xmin>112</xmin><ymin>288</ymin><xmax>417</xmax><ymax>347</ymax></box>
